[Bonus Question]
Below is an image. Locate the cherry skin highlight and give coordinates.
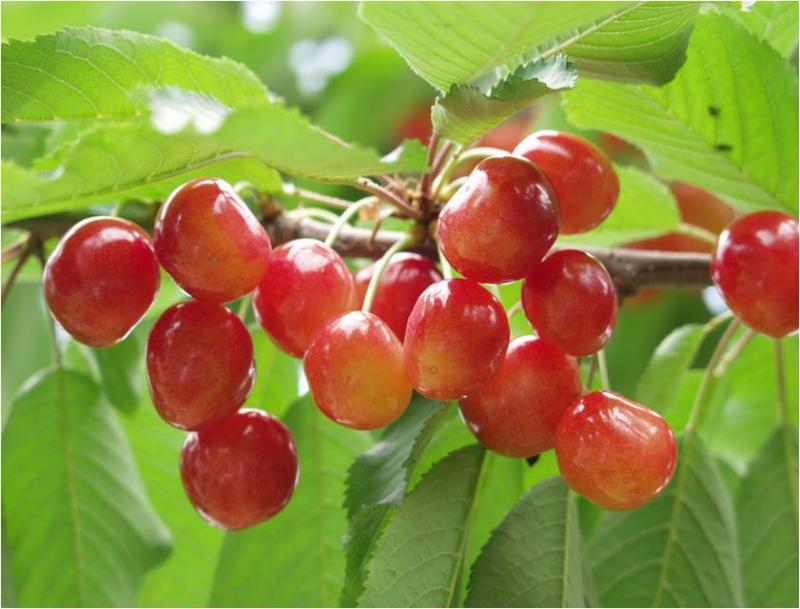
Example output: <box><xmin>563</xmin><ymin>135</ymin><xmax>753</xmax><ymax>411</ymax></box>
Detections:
<box><xmin>514</xmin><ymin>130</ymin><xmax>619</xmax><ymax>234</ymax></box>
<box><xmin>711</xmin><ymin>211</ymin><xmax>799</xmax><ymax>338</ymax></box>
<box><xmin>555</xmin><ymin>391</ymin><xmax>677</xmax><ymax>511</ymax></box>
<box><xmin>44</xmin><ymin>216</ymin><xmax>160</xmax><ymax>348</ymax></box>
<box><xmin>180</xmin><ymin>409</ymin><xmax>298</xmax><ymax>530</ymax></box>
<box><xmin>437</xmin><ymin>155</ymin><xmax>559</xmax><ymax>283</ymax></box>
<box><xmin>459</xmin><ymin>336</ymin><xmax>581</xmax><ymax>458</ymax></box>
<box><xmin>404</xmin><ymin>279</ymin><xmax>510</xmax><ymax>400</ymax></box>
<box><xmin>354</xmin><ymin>253</ymin><xmax>442</xmax><ymax>341</ymax></box>
<box><xmin>304</xmin><ymin>311</ymin><xmax>412</xmax><ymax>430</ymax></box>
<box><xmin>147</xmin><ymin>300</ymin><xmax>255</xmax><ymax>430</ymax></box>
<box><xmin>254</xmin><ymin>239</ymin><xmax>356</xmax><ymax>357</ymax></box>
<box><xmin>522</xmin><ymin>250</ymin><xmax>617</xmax><ymax>356</ymax></box>
<box><xmin>154</xmin><ymin>178</ymin><xmax>271</xmax><ymax>302</ymax></box>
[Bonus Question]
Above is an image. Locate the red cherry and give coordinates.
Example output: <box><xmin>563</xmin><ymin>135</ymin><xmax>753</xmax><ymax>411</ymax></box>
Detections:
<box><xmin>555</xmin><ymin>391</ymin><xmax>677</xmax><ymax>511</ymax></box>
<box><xmin>304</xmin><ymin>311</ymin><xmax>412</xmax><ymax>430</ymax></box>
<box><xmin>154</xmin><ymin>178</ymin><xmax>271</xmax><ymax>302</ymax></box>
<box><xmin>711</xmin><ymin>211</ymin><xmax>799</xmax><ymax>338</ymax></box>
<box><xmin>522</xmin><ymin>250</ymin><xmax>618</xmax><ymax>356</ymax></box>
<box><xmin>147</xmin><ymin>300</ymin><xmax>254</xmax><ymax>430</ymax></box>
<box><xmin>514</xmin><ymin>130</ymin><xmax>619</xmax><ymax>234</ymax></box>
<box><xmin>254</xmin><ymin>239</ymin><xmax>356</xmax><ymax>357</ymax></box>
<box><xmin>437</xmin><ymin>155</ymin><xmax>559</xmax><ymax>283</ymax></box>
<box><xmin>404</xmin><ymin>278</ymin><xmax>510</xmax><ymax>400</ymax></box>
<box><xmin>459</xmin><ymin>336</ymin><xmax>581</xmax><ymax>458</ymax></box>
<box><xmin>354</xmin><ymin>253</ymin><xmax>442</xmax><ymax>341</ymax></box>
<box><xmin>180</xmin><ymin>409</ymin><xmax>298</xmax><ymax>530</ymax></box>
<box><xmin>44</xmin><ymin>217</ymin><xmax>160</xmax><ymax>348</ymax></box>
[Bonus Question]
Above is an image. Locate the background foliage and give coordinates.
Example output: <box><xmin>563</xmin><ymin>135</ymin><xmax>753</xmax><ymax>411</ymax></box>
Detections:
<box><xmin>1</xmin><ymin>2</ymin><xmax>798</xmax><ymax>608</ymax></box>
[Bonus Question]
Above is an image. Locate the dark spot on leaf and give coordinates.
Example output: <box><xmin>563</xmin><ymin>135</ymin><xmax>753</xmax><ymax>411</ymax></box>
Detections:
<box><xmin>715</xmin><ymin>143</ymin><xmax>733</xmax><ymax>152</ymax></box>
<box><xmin>708</xmin><ymin>105</ymin><xmax>721</xmax><ymax>117</ymax></box>
<box><xmin>525</xmin><ymin>454</ymin><xmax>540</xmax><ymax>467</ymax></box>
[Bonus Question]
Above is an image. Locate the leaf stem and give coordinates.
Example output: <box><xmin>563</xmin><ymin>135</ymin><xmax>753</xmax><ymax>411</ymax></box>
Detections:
<box><xmin>282</xmin><ymin>182</ymin><xmax>353</xmax><ymax>210</ymax></box>
<box><xmin>596</xmin><ymin>350</ymin><xmax>611</xmax><ymax>391</ymax></box>
<box><xmin>354</xmin><ymin>177</ymin><xmax>423</xmax><ymax>220</ymax></box>
<box><xmin>323</xmin><ymin>197</ymin><xmax>378</xmax><ymax>248</ymax></box>
<box><xmin>362</xmin><ymin>235</ymin><xmax>414</xmax><ymax>314</ymax></box>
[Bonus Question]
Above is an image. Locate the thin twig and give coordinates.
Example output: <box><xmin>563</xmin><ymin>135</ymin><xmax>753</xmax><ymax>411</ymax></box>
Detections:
<box><xmin>354</xmin><ymin>177</ymin><xmax>423</xmax><ymax>220</ymax></box>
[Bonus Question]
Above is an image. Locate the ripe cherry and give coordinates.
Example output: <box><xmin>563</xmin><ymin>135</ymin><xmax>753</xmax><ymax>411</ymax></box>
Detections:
<box><xmin>514</xmin><ymin>130</ymin><xmax>619</xmax><ymax>234</ymax></box>
<box><xmin>304</xmin><ymin>311</ymin><xmax>412</xmax><ymax>430</ymax></box>
<box><xmin>154</xmin><ymin>178</ymin><xmax>271</xmax><ymax>302</ymax></box>
<box><xmin>459</xmin><ymin>336</ymin><xmax>581</xmax><ymax>458</ymax></box>
<box><xmin>437</xmin><ymin>155</ymin><xmax>559</xmax><ymax>283</ymax></box>
<box><xmin>404</xmin><ymin>279</ymin><xmax>510</xmax><ymax>400</ymax></box>
<box><xmin>354</xmin><ymin>253</ymin><xmax>442</xmax><ymax>341</ymax></box>
<box><xmin>147</xmin><ymin>300</ymin><xmax>254</xmax><ymax>430</ymax></box>
<box><xmin>254</xmin><ymin>239</ymin><xmax>356</xmax><ymax>357</ymax></box>
<box><xmin>522</xmin><ymin>250</ymin><xmax>617</xmax><ymax>356</ymax></box>
<box><xmin>711</xmin><ymin>211</ymin><xmax>799</xmax><ymax>338</ymax></box>
<box><xmin>180</xmin><ymin>409</ymin><xmax>298</xmax><ymax>530</ymax></box>
<box><xmin>555</xmin><ymin>391</ymin><xmax>677</xmax><ymax>511</ymax></box>
<box><xmin>44</xmin><ymin>217</ymin><xmax>160</xmax><ymax>348</ymax></box>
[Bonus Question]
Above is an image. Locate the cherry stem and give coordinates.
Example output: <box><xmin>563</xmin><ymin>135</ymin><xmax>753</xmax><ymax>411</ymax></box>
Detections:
<box><xmin>287</xmin><ymin>207</ymin><xmax>340</xmax><ymax>224</ymax></box>
<box><xmin>438</xmin><ymin>247</ymin><xmax>454</xmax><ymax>280</ymax></box>
<box><xmin>361</xmin><ymin>234</ymin><xmax>414</xmax><ymax>314</ymax></box>
<box><xmin>237</xmin><ymin>295</ymin><xmax>251</xmax><ymax>321</ymax></box>
<box><xmin>676</xmin><ymin>223</ymin><xmax>718</xmax><ymax>247</ymax></box>
<box><xmin>281</xmin><ymin>183</ymin><xmax>353</xmax><ymax>210</ymax></box>
<box><xmin>430</xmin><ymin>144</ymin><xmax>464</xmax><ymax>202</ymax></box>
<box><xmin>596</xmin><ymin>349</ymin><xmax>611</xmax><ymax>391</ymax></box>
<box><xmin>713</xmin><ymin>325</ymin><xmax>752</xmax><ymax>377</ymax></box>
<box><xmin>1</xmin><ymin>246</ymin><xmax>31</xmax><ymax>308</ymax></box>
<box><xmin>354</xmin><ymin>177</ymin><xmax>423</xmax><ymax>220</ymax></box>
<box><xmin>437</xmin><ymin>176</ymin><xmax>468</xmax><ymax>202</ymax></box>
<box><xmin>585</xmin><ymin>355</ymin><xmax>599</xmax><ymax>391</ymax></box>
<box><xmin>324</xmin><ymin>197</ymin><xmax>378</xmax><ymax>248</ymax></box>
<box><xmin>418</xmin><ymin>132</ymin><xmax>441</xmax><ymax>208</ymax></box>
<box><xmin>686</xmin><ymin>317</ymin><xmax>741</xmax><ymax>432</ymax></box>
<box><xmin>775</xmin><ymin>339</ymin><xmax>789</xmax><ymax>426</ymax></box>
<box><xmin>506</xmin><ymin>300</ymin><xmax>523</xmax><ymax>319</ymax></box>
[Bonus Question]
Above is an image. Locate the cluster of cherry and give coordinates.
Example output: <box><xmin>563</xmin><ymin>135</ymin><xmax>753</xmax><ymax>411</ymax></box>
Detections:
<box><xmin>42</xmin><ymin>130</ymin><xmax>799</xmax><ymax>531</ymax></box>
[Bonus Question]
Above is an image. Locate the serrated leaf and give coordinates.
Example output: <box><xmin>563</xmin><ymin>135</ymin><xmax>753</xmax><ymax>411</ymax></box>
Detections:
<box><xmin>1</xmin><ymin>369</ymin><xmax>172</xmax><ymax>607</ymax></box>
<box><xmin>737</xmin><ymin>427</ymin><xmax>799</xmax><ymax>607</ymax></box>
<box><xmin>717</xmin><ymin>1</ymin><xmax>798</xmax><ymax>58</ymax></box>
<box><xmin>359</xmin><ymin>444</ymin><xmax>486</xmax><ymax>608</ymax></box>
<box><xmin>590</xmin><ymin>433</ymin><xmax>743</xmax><ymax>607</ymax></box>
<box><xmin>85</xmin><ymin>334</ymin><xmax>141</xmax><ymax>413</ymax></box>
<box><xmin>209</xmin><ymin>395</ymin><xmax>371</xmax><ymax>607</ymax></box>
<box><xmin>342</xmin><ymin>396</ymin><xmax>450</xmax><ymax>606</ymax></box>
<box><xmin>559</xmin><ymin>165</ymin><xmax>680</xmax><ymax>247</ymax></box>
<box><xmin>432</xmin><ymin>55</ymin><xmax>576</xmax><ymax>145</ymax></box>
<box><xmin>1</xmin><ymin>27</ymin><xmax>268</xmax><ymax>123</ymax></box>
<box><xmin>563</xmin><ymin>14</ymin><xmax>798</xmax><ymax>212</ymax></box>
<box><xmin>359</xmin><ymin>3</ymin><xmax>695</xmax><ymax>91</ymax></box>
<box><xmin>465</xmin><ymin>478</ymin><xmax>585</xmax><ymax>608</ymax></box>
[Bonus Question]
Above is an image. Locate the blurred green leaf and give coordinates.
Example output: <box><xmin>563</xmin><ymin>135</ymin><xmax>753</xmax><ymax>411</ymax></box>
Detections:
<box><xmin>737</xmin><ymin>427</ymin><xmax>799</xmax><ymax>607</ymax></box>
<box><xmin>246</xmin><ymin>325</ymin><xmax>300</xmax><ymax>419</ymax></box>
<box><xmin>716</xmin><ymin>1</ymin><xmax>798</xmax><ymax>58</ymax></box>
<box><xmin>86</xmin><ymin>334</ymin><xmax>141</xmax><ymax>414</ymax></box>
<box><xmin>209</xmin><ymin>395</ymin><xmax>371</xmax><ymax>607</ymax></box>
<box><xmin>342</xmin><ymin>396</ymin><xmax>449</xmax><ymax>606</ymax></box>
<box><xmin>432</xmin><ymin>55</ymin><xmax>576</xmax><ymax>145</ymax></box>
<box><xmin>590</xmin><ymin>433</ymin><xmax>743</xmax><ymax>606</ymax></box>
<box><xmin>563</xmin><ymin>14</ymin><xmax>798</xmax><ymax>212</ymax></box>
<box><xmin>359</xmin><ymin>444</ymin><xmax>485</xmax><ymax>607</ymax></box>
<box><xmin>1</xmin><ymin>26</ymin><xmax>268</xmax><ymax>123</ymax></box>
<box><xmin>465</xmin><ymin>479</ymin><xmax>585</xmax><ymax>607</ymax></box>
<box><xmin>2</xmin><ymin>369</ymin><xmax>172</xmax><ymax>606</ymax></box>
<box><xmin>360</xmin><ymin>3</ymin><xmax>695</xmax><ymax>90</ymax></box>
<box><xmin>559</xmin><ymin>165</ymin><xmax>680</xmax><ymax>247</ymax></box>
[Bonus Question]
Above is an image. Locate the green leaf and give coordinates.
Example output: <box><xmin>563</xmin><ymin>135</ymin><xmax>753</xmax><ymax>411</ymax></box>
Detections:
<box><xmin>559</xmin><ymin>165</ymin><xmax>680</xmax><ymax>247</ymax></box>
<box><xmin>563</xmin><ymin>14</ymin><xmax>798</xmax><ymax>212</ymax></box>
<box><xmin>1</xmin><ymin>27</ymin><xmax>268</xmax><ymax>123</ymax></box>
<box><xmin>717</xmin><ymin>1</ymin><xmax>799</xmax><ymax>58</ymax></box>
<box><xmin>465</xmin><ymin>478</ymin><xmax>585</xmax><ymax>607</ymax></box>
<box><xmin>342</xmin><ymin>396</ymin><xmax>450</xmax><ymax>606</ymax></box>
<box><xmin>209</xmin><ymin>395</ymin><xmax>371</xmax><ymax>607</ymax></box>
<box><xmin>245</xmin><ymin>325</ymin><xmax>300</xmax><ymax>419</ymax></box>
<box><xmin>432</xmin><ymin>55</ymin><xmax>576</xmax><ymax>145</ymax></box>
<box><xmin>590</xmin><ymin>433</ymin><xmax>743</xmax><ymax>607</ymax></box>
<box><xmin>359</xmin><ymin>444</ymin><xmax>486</xmax><ymax>608</ymax></box>
<box><xmin>1</xmin><ymin>369</ymin><xmax>172</xmax><ymax>607</ymax></box>
<box><xmin>85</xmin><ymin>334</ymin><xmax>141</xmax><ymax>413</ymax></box>
<box><xmin>359</xmin><ymin>3</ymin><xmax>695</xmax><ymax>91</ymax></box>
<box><xmin>737</xmin><ymin>427</ymin><xmax>799</xmax><ymax>607</ymax></box>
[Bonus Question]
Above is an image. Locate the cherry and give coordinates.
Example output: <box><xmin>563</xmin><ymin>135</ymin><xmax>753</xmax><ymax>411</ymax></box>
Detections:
<box><xmin>147</xmin><ymin>300</ymin><xmax>255</xmax><ymax>430</ymax></box>
<box><xmin>254</xmin><ymin>239</ymin><xmax>356</xmax><ymax>357</ymax></box>
<box><xmin>711</xmin><ymin>211</ymin><xmax>799</xmax><ymax>338</ymax></box>
<box><xmin>459</xmin><ymin>336</ymin><xmax>581</xmax><ymax>458</ymax></box>
<box><xmin>154</xmin><ymin>178</ymin><xmax>271</xmax><ymax>302</ymax></box>
<box><xmin>555</xmin><ymin>391</ymin><xmax>677</xmax><ymax>511</ymax></box>
<box><xmin>303</xmin><ymin>311</ymin><xmax>412</xmax><ymax>430</ymax></box>
<box><xmin>522</xmin><ymin>250</ymin><xmax>617</xmax><ymax>356</ymax></box>
<box><xmin>514</xmin><ymin>130</ymin><xmax>619</xmax><ymax>234</ymax></box>
<box><xmin>670</xmin><ymin>182</ymin><xmax>736</xmax><ymax>235</ymax></box>
<box><xmin>438</xmin><ymin>155</ymin><xmax>559</xmax><ymax>284</ymax></box>
<box><xmin>404</xmin><ymin>278</ymin><xmax>510</xmax><ymax>400</ymax></box>
<box><xmin>180</xmin><ymin>409</ymin><xmax>298</xmax><ymax>530</ymax></box>
<box><xmin>44</xmin><ymin>217</ymin><xmax>160</xmax><ymax>348</ymax></box>
<box><xmin>353</xmin><ymin>253</ymin><xmax>442</xmax><ymax>341</ymax></box>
